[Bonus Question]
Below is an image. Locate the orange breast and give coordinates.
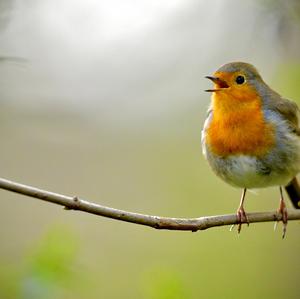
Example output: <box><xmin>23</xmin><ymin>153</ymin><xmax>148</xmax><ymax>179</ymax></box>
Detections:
<box><xmin>206</xmin><ymin>91</ymin><xmax>275</xmax><ymax>157</ymax></box>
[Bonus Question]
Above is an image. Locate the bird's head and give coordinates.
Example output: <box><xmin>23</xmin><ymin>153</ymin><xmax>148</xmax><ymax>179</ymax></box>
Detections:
<box><xmin>205</xmin><ymin>62</ymin><xmax>265</xmax><ymax>109</ymax></box>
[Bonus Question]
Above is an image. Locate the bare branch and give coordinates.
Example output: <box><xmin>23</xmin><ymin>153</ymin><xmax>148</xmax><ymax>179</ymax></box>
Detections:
<box><xmin>0</xmin><ymin>177</ymin><xmax>300</xmax><ymax>231</ymax></box>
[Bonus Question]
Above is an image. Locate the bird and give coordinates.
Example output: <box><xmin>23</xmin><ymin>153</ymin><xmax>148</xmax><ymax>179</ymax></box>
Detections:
<box><xmin>201</xmin><ymin>62</ymin><xmax>300</xmax><ymax>237</ymax></box>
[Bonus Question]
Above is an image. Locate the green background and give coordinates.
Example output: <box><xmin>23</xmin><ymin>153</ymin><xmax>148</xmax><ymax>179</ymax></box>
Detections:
<box><xmin>0</xmin><ymin>1</ymin><xmax>300</xmax><ymax>298</ymax></box>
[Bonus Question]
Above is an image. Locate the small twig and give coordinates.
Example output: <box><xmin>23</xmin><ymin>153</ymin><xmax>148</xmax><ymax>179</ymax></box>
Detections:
<box><xmin>0</xmin><ymin>177</ymin><xmax>300</xmax><ymax>231</ymax></box>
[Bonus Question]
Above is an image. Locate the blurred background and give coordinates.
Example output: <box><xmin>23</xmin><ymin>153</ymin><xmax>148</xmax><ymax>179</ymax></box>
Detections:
<box><xmin>0</xmin><ymin>0</ymin><xmax>300</xmax><ymax>298</ymax></box>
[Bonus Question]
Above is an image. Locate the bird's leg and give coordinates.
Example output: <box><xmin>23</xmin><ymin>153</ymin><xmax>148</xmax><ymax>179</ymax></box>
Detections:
<box><xmin>236</xmin><ymin>188</ymin><xmax>249</xmax><ymax>233</ymax></box>
<box><xmin>276</xmin><ymin>186</ymin><xmax>288</xmax><ymax>238</ymax></box>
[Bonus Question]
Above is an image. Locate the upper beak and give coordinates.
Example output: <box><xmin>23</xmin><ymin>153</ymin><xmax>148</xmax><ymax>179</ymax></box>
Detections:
<box><xmin>205</xmin><ymin>76</ymin><xmax>229</xmax><ymax>92</ymax></box>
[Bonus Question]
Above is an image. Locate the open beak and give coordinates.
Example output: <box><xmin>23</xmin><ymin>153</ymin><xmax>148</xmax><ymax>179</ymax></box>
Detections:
<box><xmin>205</xmin><ymin>76</ymin><xmax>229</xmax><ymax>92</ymax></box>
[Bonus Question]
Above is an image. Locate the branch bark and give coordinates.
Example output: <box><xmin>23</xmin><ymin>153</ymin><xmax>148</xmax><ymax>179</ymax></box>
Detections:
<box><xmin>0</xmin><ymin>177</ymin><xmax>300</xmax><ymax>231</ymax></box>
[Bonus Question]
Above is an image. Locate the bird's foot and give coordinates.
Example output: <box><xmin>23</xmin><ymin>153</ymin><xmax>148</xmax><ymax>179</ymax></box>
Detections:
<box><xmin>275</xmin><ymin>198</ymin><xmax>288</xmax><ymax>239</ymax></box>
<box><xmin>236</xmin><ymin>206</ymin><xmax>249</xmax><ymax>234</ymax></box>
<box><xmin>229</xmin><ymin>188</ymin><xmax>249</xmax><ymax>233</ymax></box>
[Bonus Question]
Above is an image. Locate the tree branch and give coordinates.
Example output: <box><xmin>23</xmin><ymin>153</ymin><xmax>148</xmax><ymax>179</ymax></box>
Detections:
<box><xmin>0</xmin><ymin>177</ymin><xmax>300</xmax><ymax>231</ymax></box>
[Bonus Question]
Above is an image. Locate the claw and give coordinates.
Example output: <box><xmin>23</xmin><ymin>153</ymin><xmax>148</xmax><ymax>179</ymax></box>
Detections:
<box><xmin>277</xmin><ymin>186</ymin><xmax>288</xmax><ymax>239</ymax></box>
<box><xmin>230</xmin><ymin>188</ymin><xmax>249</xmax><ymax>234</ymax></box>
<box><xmin>273</xmin><ymin>221</ymin><xmax>278</xmax><ymax>231</ymax></box>
<box><xmin>236</xmin><ymin>205</ymin><xmax>249</xmax><ymax>233</ymax></box>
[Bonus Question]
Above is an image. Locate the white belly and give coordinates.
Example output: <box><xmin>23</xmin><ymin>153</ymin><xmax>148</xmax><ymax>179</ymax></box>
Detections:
<box><xmin>221</xmin><ymin>155</ymin><xmax>295</xmax><ymax>188</ymax></box>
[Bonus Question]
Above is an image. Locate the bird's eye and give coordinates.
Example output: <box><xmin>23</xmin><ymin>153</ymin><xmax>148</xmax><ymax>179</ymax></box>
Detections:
<box><xmin>235</xmin><ymin>75</ymin><xmax>245</xmax><ymax>85</ymax></box>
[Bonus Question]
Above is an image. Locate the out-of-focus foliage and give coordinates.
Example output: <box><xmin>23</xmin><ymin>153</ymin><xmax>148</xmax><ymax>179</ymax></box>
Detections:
<box><xmin>21</xmin><ymin>226</ymin><xmax>79</xmax><ymax>299</ymax></box>
<box><xmin>142</xmin><ymin>267</ymin><xmax>190</xmax><ymax>299</ymax></box>
<box><xmin>0</xmin><ymin>226</ymin><xmax>82</xmax><ymax>299</ymax></box>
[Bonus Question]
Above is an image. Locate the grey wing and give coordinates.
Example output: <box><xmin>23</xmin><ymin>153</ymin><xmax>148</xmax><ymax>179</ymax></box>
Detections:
<box><xmin>270</xmin><ymin>96</ymin><xmax>300</xmax><ymax>135</ymax></box>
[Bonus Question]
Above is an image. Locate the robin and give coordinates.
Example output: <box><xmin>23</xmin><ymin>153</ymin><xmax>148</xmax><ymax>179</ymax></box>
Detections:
<box><xmin>202</xmin><ymin>62</ymin><xmax>300</xmax><ymax>237</ymax></box>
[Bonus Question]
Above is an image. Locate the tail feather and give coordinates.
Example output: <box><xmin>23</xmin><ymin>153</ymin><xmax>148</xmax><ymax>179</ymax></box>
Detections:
<box><xmin>285</xmin><ymin>177</ymin><xmax>300</xmax><ymax>209</ymax></box>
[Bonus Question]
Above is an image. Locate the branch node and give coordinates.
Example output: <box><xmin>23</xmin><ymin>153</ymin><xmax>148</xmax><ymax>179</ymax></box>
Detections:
<box><xmin>154</xmin><ymin>222</ymin><xmax>161</xmax><ymax>229</ymax></box>
<box><xmin>71</xmin><ymin>196</ymin><xmax>81</xmax><ymax>210</ymax></box>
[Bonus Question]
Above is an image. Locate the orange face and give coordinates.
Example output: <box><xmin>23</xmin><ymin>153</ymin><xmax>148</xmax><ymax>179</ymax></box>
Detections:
<box><xmin>207</xmin><ymin>71</ymin><xmax>261</xmax><ymax>111</ymax></box>
<box><xmin>205</xmin><ymin>71</ymin><xmax>275</xmax><ymax>157</ymax></box>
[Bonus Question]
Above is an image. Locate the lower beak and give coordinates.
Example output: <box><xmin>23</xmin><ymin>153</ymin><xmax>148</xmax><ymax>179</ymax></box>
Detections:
<box><xmin>205</xmin><ymin>76</ymin><xmax>229</xmax><ymax>92</ymax></box>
